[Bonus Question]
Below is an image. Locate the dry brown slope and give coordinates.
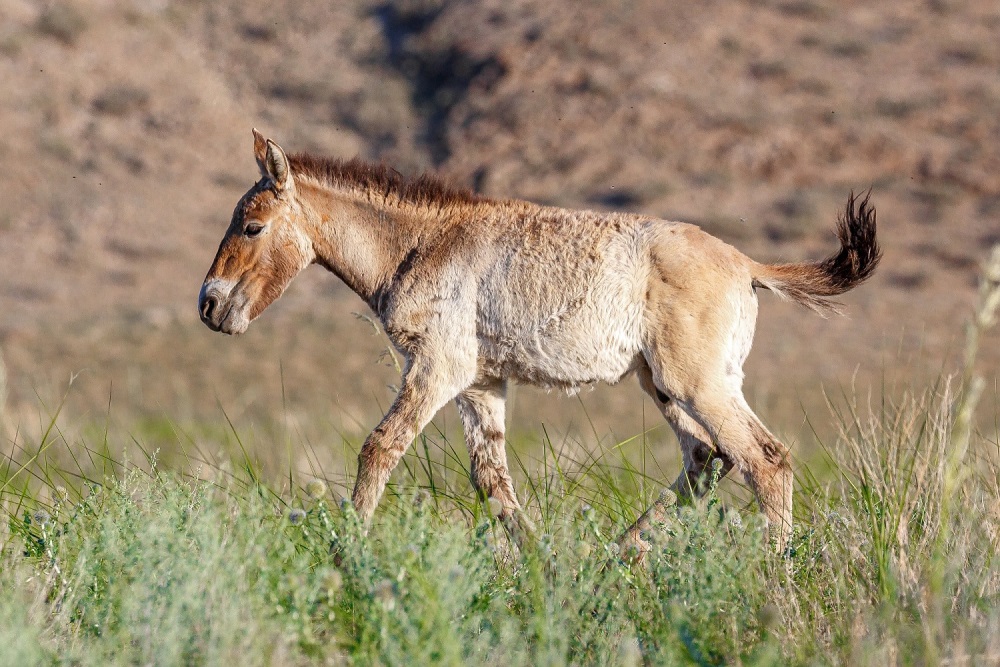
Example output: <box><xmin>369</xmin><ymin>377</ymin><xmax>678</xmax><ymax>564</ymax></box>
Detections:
<box><xmin>0</xmin><ymin>0</ymin><xmax>997</xmax><ymax>446</ymax></box>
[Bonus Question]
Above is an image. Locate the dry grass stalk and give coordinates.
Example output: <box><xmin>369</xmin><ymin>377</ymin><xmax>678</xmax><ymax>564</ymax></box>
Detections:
<box><xmin>0</xmin><ymin>346</ymin><xmax>7</xmax><ymax>440</ymax></box>
<box><xmin>949</xmin><ymin>244</ymin><xmax>1000</xmax><ymax>498</ymax></box>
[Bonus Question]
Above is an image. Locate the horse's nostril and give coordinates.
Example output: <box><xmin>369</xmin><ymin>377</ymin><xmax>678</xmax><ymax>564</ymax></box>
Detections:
<box><xmin>201</xmin><ymin>295</ymin><xmax>218</xmax><ymax>322</ymax></box>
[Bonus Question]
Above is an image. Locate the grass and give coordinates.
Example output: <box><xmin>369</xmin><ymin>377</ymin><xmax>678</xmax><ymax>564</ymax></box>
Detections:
<box><xmin>0</xmin><ymin>247</ymin><xmax>997</xmax><ymax>665</ymax></box>
<box><xmin>1</xmin><ymin>398</ymin><xmax>999</xmax><ymax>666</ymax></box>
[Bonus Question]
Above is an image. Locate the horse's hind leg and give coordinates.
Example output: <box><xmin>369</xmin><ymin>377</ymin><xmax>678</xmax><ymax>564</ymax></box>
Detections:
<box><xmin>684</xmin><ymin>390</ymin><xmax>793</xmax><ymax>549</ymax></box>
<box><xmin>637</xmin><ymin>277</ymin><xmax>792</xmax><ymax>550</ymax></box>
<box><xmin>648</xmin><ymin>356</ymin><xmax>792</xmax><ymax>549</ymax></box>
<box><xmin>618</xmin><ymin>363</ymin><xmax>737</xmax><ymax>562</ymax></box>
<box><xmin>636</xmin><ymin>363</ymin><xmax>735</xmax><ymax>501</ymax></box>
<box><xmin>632</xmin><ymin>372</ymin><xmax>792</xmax><ymax>551</ymax></box>
<box><xmin>455</xmin><ymin>380</ymin><xmax>536</xmax><ymax>549</ymax></box>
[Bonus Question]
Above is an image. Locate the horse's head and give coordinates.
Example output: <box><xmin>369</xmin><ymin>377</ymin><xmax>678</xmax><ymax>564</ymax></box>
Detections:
<box><xmin>199</xmin><ymin>130</ymin><xmax>315</xmax><ymax>335</ymax></box>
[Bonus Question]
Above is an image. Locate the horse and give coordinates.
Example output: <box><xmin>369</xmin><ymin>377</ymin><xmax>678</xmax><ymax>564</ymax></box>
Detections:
<box><xmin>199</xmin><ymin>129</ymin><xmax>880</xmax><ymax>553</ymax></box>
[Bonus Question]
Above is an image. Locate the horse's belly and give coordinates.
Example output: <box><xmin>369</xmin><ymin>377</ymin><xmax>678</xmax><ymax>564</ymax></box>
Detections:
<box><xmin>476</xmin><ymin>230</ymin><xmax>649</xmax><ymax>389</ymax></box>
<box><xmin>477</xmin><ymin>299</ymin><xmax>646</xmax><ymax>390</ymax></box>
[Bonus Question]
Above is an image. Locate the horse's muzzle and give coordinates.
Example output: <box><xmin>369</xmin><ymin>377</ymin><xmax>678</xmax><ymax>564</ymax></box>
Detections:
<box><xmin>198</xmin><ymin>282</ymin><xmax>231</xmax><ymax>333</ymax></box>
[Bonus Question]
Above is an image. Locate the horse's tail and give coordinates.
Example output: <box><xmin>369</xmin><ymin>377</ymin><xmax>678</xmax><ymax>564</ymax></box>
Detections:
<box><xmin>751</xmin><ymin>191</ymin><xmax>882</xmax><ymax>315</ymax></box>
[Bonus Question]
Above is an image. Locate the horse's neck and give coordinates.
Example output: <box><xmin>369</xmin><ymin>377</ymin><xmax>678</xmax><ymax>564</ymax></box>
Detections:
<box><xmin>300</xmin><ymin>182</ymin><xmax>449</xmax><ymax>308</ymax></box>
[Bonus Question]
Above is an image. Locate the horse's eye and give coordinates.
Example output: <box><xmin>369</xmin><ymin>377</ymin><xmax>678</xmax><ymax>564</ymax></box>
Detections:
<box><xmin>244</xmin><ymin>223</ymin><xmax>265</xmax><ymax>238</ymax></box>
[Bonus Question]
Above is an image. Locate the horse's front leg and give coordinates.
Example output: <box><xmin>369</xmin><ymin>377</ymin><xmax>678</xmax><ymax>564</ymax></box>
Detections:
<box><xmin>455</xmin><ymin>379</ymin><xmax>538</xmax><ymax>550</ymax></box>
<box><xmin>351</xmin><ymin>350</ymin><xmax>474</xmax><ymax>524</ymax></box>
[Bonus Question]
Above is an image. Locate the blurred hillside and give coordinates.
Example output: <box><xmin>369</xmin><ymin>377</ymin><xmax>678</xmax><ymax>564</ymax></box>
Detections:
<box><xmin>0</xmin><ymin>0</ymin><xmax>998</xmax><ymax>453</ymax></box>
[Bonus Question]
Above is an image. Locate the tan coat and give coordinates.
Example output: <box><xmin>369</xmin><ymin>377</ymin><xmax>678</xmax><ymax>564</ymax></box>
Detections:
<box><xmin>200</xmin><ymin>131</ymin><xmax>881</xmax><ymax>551</ymax></box>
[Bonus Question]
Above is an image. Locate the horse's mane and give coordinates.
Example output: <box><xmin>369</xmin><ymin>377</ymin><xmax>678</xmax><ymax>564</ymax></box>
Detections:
<box><xmin>288</xmin><ymin>153</ymin><xmax>487</xmax><ymax>207</ymax></box>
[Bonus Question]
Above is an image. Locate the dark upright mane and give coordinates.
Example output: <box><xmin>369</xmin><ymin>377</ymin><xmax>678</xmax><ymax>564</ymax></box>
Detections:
<box><xmin>288</xmin><ymin>153</ymin><xmax>487</xmax><ymax>207</ymax></box>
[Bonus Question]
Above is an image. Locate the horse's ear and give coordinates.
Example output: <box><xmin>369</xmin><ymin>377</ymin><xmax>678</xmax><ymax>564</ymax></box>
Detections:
<box><xmin>252</xmin><ymin>128</ymin><xmax>268</xmax><ymax>174</ymax></box>
<box><xmin>264</xmin><ymin>140</ymin><xmax>292</xmax><ymax>192</ymax></box>
<box><xmin>251</xmin><ymin>129</ymin><xmax>293</xmax><ymax>192</ymax></box>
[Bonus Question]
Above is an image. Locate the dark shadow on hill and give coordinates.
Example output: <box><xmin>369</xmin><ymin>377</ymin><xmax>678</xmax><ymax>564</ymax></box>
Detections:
<box><xmin>374</xmin><ymin>0</ymin><xmax>506</xmax><ymax>165</ymax></box>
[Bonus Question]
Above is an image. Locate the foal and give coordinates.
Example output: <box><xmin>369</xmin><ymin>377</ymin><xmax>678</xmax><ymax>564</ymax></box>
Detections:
<box><xmin>199</xmin><ymin>130</ymin><xmax>880</xmax><ymax>550</ymax></box>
